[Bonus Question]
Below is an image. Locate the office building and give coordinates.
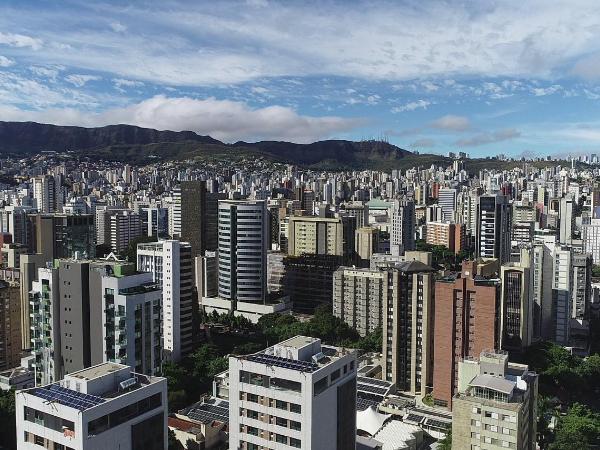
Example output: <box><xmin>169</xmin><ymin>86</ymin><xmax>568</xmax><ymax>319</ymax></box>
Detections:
<box><xmin>32</xmin><ymin>175</ymin><xmax>57</xmax><ymax>213</ymax></box>
<box><xmin>137</xmin><ymin>240</ymin><xmax>194</xmax><ymax>361</ymax></box>
<box><xmin>432</xmin><ymin>262</ymin><xmax>500</xmax><ymax>409</ymax></box>
<box><xmin>288</xmin><ymin>216</ymin><xmax>344</xmax><ymax>257</ymax></box>
<box><xmin>140</xmin><ymin>207</ymin><xmax>168</xmax><ymax>238</ymax></box>
<box><xmin>333</xmin><ymin>267</ymin><xmax>385</xmax><ymax>337</ymax></box>
<box><xmin>218</xmin><ymin>200</ymin><xmax>268</xmax><ymax>304</ymax></box>
<box><xmin>582</xmin><ymin>218</ymin><xmax>600</xmax><ymax>264</ymax></box>
<box><xmin>438</xmin><ymin>188</ymin><xmax>457</xmax><ymax>222</ymax></box>
<box><xmin>571</xmin><ymin>253</ymin><xmax>592</xmax><ymax>320</ymax></box>
<box><xmin>559</xmin><ymin>194</ymin><xmax>574</xmax><ymax>245</ymax></box>
<box><xmin>109</xmin><ymin>210</ymin><xmax>142</xmax><ymax>254</ymax></box>
<box><xmin>0</xmin><ymin>280</ymin><xmax>21</xmax><ymax>371</ymax></box>
<box><xmin>27</xmin><ymin>213</ymin><xmax>96</xmax><ymax>261</ymax></box>
<box><xmin>355</xmin><ymin>226</ymin><xmax>379</xmax><ymax>265</ymax></box>
<box><xmin>229</xmin><ymin>336</ymin><xmax>357</xmax><ymax>450</ymax></box>
<box><xmin>382</xmin><ymin>261</ymin><xmax>435</xmax><ymax>395</ymax></box>
<box><xmin>452</xmin><ymin>351</ymin><xmax>538</xmax><ymax>450</ymax></box>
<box><xmin>16</xmin><ymin>362</ymin><xmax>167</xmax><ymax>450</ymax></box>
<box><xmin>195</xmin><ymin>251</ymin><xmax>218</xmax><ymax>299</ymax></box>
<box><xmin>476</xmin><ymin>194</ymin><xmax>511</xmax><ymax>263</ymax></box>
<box><xmin>552</xmin><ymin>246</ymin><xmax>572</xmax><ymax>345</ymax></box>
<box><xmin>390</xmin><ymin>199</ymin><xmax>415</xmax><ymax>256</ymax></box>
<box><xmin>0</xmin><ymin>242</ymin><xmax>27</xmax><ymax>269</ymax></box>
<box><xmin>500</xmin><ymin>255</ymin><xmax>533</xmax><ymax>352</ymax></box>
<box><xmin>180</xmin><ymin>180</ymin><xmax>206</xmax><ymax>257</ymax></box>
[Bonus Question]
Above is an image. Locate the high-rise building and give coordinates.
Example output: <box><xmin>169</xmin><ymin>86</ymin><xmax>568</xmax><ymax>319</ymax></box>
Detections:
<box><xmin>195</xmin><ymin>251</ymin><xmax>218</xmax><ymax>298</ymax></box>
<box><xmin>432</xmin><ymin>261</ymin><xmax>500</xmax><ymax>409</ymax></box>
<box><xmin>180</xmin><ymin>180</ymin><xmax>206</xmax><ymax>257</ymax></box>
<box><xmin>476</xmin><ymin>194</ymin><xmax>511</xmax><ymax>263</ymax></box>
<box><xmin>552</xmin><ymin>245</ymin><xmax>572</xmax><ymax>345</ymax></box>
<box><xmin>438</xmin><ymin>188</ymin><xmax>457</xmax><ymax>222</ymax></box>
<box><xmin>559</xmin><ymin>194</ymin><xmax>574</xmax><ymax>245</ymax></box>
<box><xmin>355</xmin><ymin>226</ymin><xmax>379</xmax><ymax>264</ymax></box>
<box><xmin>288</xmin><ymin>216</ymin><xmax>344</xmax><ymax>257</ymax></box>
<box><xmin>110</xmin><ymin>210</ymin><xmax>142</xmax><ymax>254</ymax></box>
<box><xmin>571</xmin><ymin>253</ymin><xmax>592</xmax><ymax>320</ymax></box>
<box><xmin>390</xmin><ymin>199</ymin><xmax>415</xmax><ymax>256</ymax></box>
<box><xmin>333</xmin><ymin>267</ymin><xmax>385</xmax><ymax>337</ymax></box>
<box><xmin>137</xmin><ymin>240</ymin><xmax>194</xmax><ymax>361</ymax></box>
<box><xmin>452</xmin><ymin>351</ymin><xmax>538</xmax><ymax>450</ymax></box>
<box><xmin>218</xmin><ymin>200</ymin><xmax>268</xmax><ymax>304</ymax></box>
<box><xmin>582</xmin><ymin>218</ymin><xmax>600</xmax><ymax>263</ymax></box>
<box><xmin>382</xmin><ymin>260</ymin><xmax>435</xmax><ymax>395</ymax></box>
<box><xmin>32</xmin><ymin>175</ymin><xmax>57</xmax><ymax>213</ymax></box>
<box><xmin>500</xmin><ymin>254</ymin><xmax>533</xmax><ymax>352</ymax></box>
<box><xmin>19</xmin><ymin>253</ymin><xmax>46</xmax><ymax>352</ymax></box>
<box><xmin>425</xmin><ymin>221</ymin><xmax>466</xmax><ymax>255</ymax></box>
<box><xmin>16</xmin><ymin>362</ymin><xmax>167</xmax><ymax>450</ymax></box>
<box><xmin>27</xmin><ymin>213</ymin><xmax>96</xmax><ymax>261</ymax></box>
<box><xmin>0</xmin><ymin>280</ymin><xmax>20</xmax><ymax>371</ymax></box>
<box><xmin>140</xmin><ymin>206</ymin><xmax>168</xmax><ymax>238</ymax></box>
<box><xmin>229</xmin><ymin>336</ymin><xmax>357</xmax><ymax>450</ymax></box>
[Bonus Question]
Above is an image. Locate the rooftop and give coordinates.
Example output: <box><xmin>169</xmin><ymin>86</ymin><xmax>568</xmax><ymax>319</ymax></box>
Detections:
<box><xmin>469</xmin><ymin>374</ymin><xmax>515</xmax><ymax>395</ymax></box>
<box><xmin>68</xmin><ymin>362</ymin><xmax>125</xmax><ymax>380</ymax></box>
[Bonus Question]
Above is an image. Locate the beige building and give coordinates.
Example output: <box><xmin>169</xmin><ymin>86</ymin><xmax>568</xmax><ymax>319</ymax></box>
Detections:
<box><xmin>0</xmin><ymin>242</ymin><xmax>27</xmax><ymax>269</ymax></box>
<box><xmin>382</xmin><ymin>260</ymin><xmax>435</xmax><ymax>396</ymax></box>
<box><xmin>425</xmin><ymin>220</ymin><xmax>466</xmax><ymax>254</ymax></box>
<box><xmin>355</xmin><ymin>226</ymin><xmax>379</xmax><ymax>263</ymax></box>
<box><xmin>452</xmin><ymin>350</ymin><xmax>538</xmax><ymax>450</ymax></box>
<box><xmin>0</xmin><ymin>280</ymin><xmax>21</xmax><ymax>370</ymax></box>
<box><xmin>333</xmin><ymin>267</ymin><xmax>386</xmax><ymax>336</ymax></box>
<box><xmin>288</xmin><ymin>216</ymin><xmax>344</xmax><ymax>257</ymax></box>
<box><xmin>500</xmin><ymin>255</ymin><xmax>533</xmax><ymax>353</ymax></box>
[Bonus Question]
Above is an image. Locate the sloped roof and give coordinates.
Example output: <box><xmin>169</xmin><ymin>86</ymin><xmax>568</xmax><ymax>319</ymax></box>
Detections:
<box><xmin>357</xmin><ymin>406</ymin><xmax>391</xmax><ymax>436</ymax></box>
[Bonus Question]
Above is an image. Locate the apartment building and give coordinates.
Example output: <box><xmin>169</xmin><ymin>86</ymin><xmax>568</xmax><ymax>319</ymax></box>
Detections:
<box><xmin>229</xmin><ymin>336</ymin><xmax>357</xmax><ymax>450</ymax></box>
<box><xmin>0</xmin><ymin>280</ymin><xmax>21</xmax><ymax>370</ymax></box>
<box><xmin>425</xmin><ymin>221</ymin><xmax>466</xmax><ymax>255</ymax></box>
<box><xmin>16</xmin><ymin>362</ymin><xmax>167</xmax><ymax>450</ymax></box>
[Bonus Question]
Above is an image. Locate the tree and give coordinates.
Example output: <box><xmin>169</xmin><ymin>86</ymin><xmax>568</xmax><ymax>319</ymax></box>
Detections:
<box><xmin>438</xmin><ymin>428</ymin><xmax>452</xmax><ymax>450</ymax></box>
<box><xmin>0</xmin><ymin>389</ymin><xmax>16</xmax><ymax>450</ymax></box>
<box><xmin>550</xmin><ymin>403</ymin><xmax>600</xmax><ymax>449</ymax></box>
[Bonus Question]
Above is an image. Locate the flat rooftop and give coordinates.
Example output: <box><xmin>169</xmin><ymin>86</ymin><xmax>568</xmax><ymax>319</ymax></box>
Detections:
<box><xmin>68</xmin><ymin>362</ymin><xmax>125</xmax><ymax>380</ymax></box>
<box><xmin>279</xmin><ymin>335</ymin><xmax>319</xmax><ymax>349</ymax></box>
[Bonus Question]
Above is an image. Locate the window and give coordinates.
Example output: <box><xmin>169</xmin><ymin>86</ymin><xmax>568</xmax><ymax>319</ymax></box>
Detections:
<box><xmin>246</xmin><ymin>409</ymin><xmax>259</xmax><ymax>420</ymax></box>
<box><xmin>246</xmin><ymin>426</ymin><xmax>259</xmax><ymax>436</ymax></box>
<box><xmin>290</xmin><ymin>403</ymin><xmax>301</xmax><ymax>414</ymax></box>
<box><xmin>275</xmin><ymin>400</ymin><xmax>287</xmax><ymax>410</ymax></box>
<box><xmin>290</xmin><ymin>420</ymin><xmax>301</xmax><ymax>431</ymax></box>
<box><xmin>290</xmin><ymin>437</ymin><xmax>301</xmax><ymax>448</ymax></box>
<box><xmin>276</xmin><ymin>417</ymin><xmax>287</xmax><ymax>427</ymax></box>
<box><xmin>275</xmin><ymin>434</ymin><xmax>287</xmax><ymax>444</ymax></box>
<box><xmin>314</xmin><ymin>376</ymin><xmax>328</xmax><ymax>396</ymax></box>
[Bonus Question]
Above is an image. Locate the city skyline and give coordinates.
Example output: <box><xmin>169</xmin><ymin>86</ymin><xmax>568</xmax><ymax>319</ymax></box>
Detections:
<box><xmin>0</xmin><ymin>1</ymin><xmax>599</xmax><ymax>157</ymax></box>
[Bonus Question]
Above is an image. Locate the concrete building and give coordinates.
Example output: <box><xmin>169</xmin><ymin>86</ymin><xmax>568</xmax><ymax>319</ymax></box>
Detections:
<box><xmin>218</xmin><ymin>199</ymin><xmax>268</xmax><ymax>304</ymax></box>
<box><xmin>452</xmin><ymin>351</ymin><xmax>538</xmax><ymax>450</ymax></box>
<box><xmin>582</xmin><ymin>218</ymin><xmax>600</xmax><ymax>264</ymax></box>
<box><xmin>382</xmin><ymin>260</ymin><xmax>435</xmax><ymax>396</ymax></box>
<box><xmin>571</xmin><ymin>253</ymin><xmax>592</xmax><ymax>320</ymax></box>
<box><xmin>355</xmin><ymin>226</ymin><xmax>379</xmax><ymax>265</ymax></box>
<box><xmin>229</xmin><ymin>336</ymin><xmax>357</xmax><ymax>450</ymax></box>
<box><xmin>559</xmin><ymin>194</ymin><xmax>574</xmax><ymax>245</ymax></box>
<box><xmin>476</xmin><ymin>195</ymin><xmax>511</xmax><ymax>264</ymax></box>
<box><xmin>0</xmin><ymin>280</ymin><xmax>21</xmax><ymax>371</ymax></box>
<box><xmin>288</xmin><ymin>216</ymin><xmax>344</xmax><ymax>257</ymax></box>
<box><xmin>19</xmin><ymin>253</ymin><xmax>46</xmax><ymax>352</ymax></box>
<box><xmin>390</xmin><ymin>199</ymin><xmax>415</xmax><ymax>256</ymax></box>
<box><xmin>137</xmin><ymin>240</ymin><xmax>194</xmax><ymax>361</ymax></box>
<box><xmin>0</xmin><ymin>242</ymin><xmax>27</xmax><ymax>269</ymax></box>
<box><xmin>16</xmin><ymin>362</ymin><xmax>167</xmax><ymax>450</ymax></box>
<box><xmin>500</xmin><ymin>255</ymin><xmax>533</xmax><ymax>353</ymax></box>
<box><xmin>333</xmin><ymin>267</ymin><xmax>385</xmax><ymax>337</ymax></box>
<box><xmin>195</xmin><ymin>251</ymin><xmax>218</xmax><ymax>298</ymax></box>
<box><xmin>425</xmin><ymin>221</ymin><xmax>466</xmax><ymax>255</ymax></box>
<box><xmin>438</xmin><ymin>188</ymin><xmax>457</xmax><ymax>222</ymax></box>
<box><xmin>432</xmin><ymin>262</ymin><xmax>500</xmax><ymax>409</ymax></box>
<box><xmin>180</xmin><ymin>180</ymin><xmax>206</xmax><ymax>257</ymax></box>
<box><xmin>32</xmin><ymin>175</ymin><xmax>57</xmax><ymax>213</ymax></box>
<box><xmin>27</xmin><ymin>213</ymin><xmax>96</xmax><ymax>261</ymax></box>
<box><xmin>109</xmin><ymin>210</ymin><xmax>142</xmax><ymax>254</ymax></box>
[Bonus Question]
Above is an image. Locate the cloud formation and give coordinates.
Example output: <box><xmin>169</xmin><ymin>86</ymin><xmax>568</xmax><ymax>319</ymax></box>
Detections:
<box><xmin>0</xmin><ymin>95</ymin><xmax>362</xmax><ymax>143</ymax></box>
<box><xmin>392</xmin><ymin>100</ymin><xmax>431</xmax><ymax>113</ymax></box>
<box><xmin>456</xmin><ymin>128</ymin><xmax>521</xmax><ymax>147</ymax></box>
<box><xmin>429</xmin><ymin>115</ymin><xmax>470</xmax><ymax>131</ymax></box>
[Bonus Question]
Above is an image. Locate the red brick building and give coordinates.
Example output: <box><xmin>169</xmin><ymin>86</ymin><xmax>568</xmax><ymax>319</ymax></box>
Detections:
<box><xmin>432</xmin><ymin>261</ymin><xmax>499</xmax><ymax>409</ymax></box>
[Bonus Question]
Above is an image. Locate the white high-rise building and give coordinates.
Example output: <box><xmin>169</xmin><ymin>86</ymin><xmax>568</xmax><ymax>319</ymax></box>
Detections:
<box><xmin>218</xmin><ymin>199</ymin><xmax>268</xmax><ymax>303</ymax></box>
<box><xmin>390</xmin><ymin>199</ymin><xmax>415</xmax><ymax>256</ymax></box>
<box><xmin>137</xmin><ymin>240</ymin><xmax>194</xmax><ymax>362</ymax></box>
<box><xmin>16</xmin><ymin>362</ymin><xmax>167</xmax><ymax>450</ymax></box>
<box><xmin>229</xmin><ymin>336</ymin><xmax>357</xmax><ymax>450</ymax></box>
<box><xmin>476</xmin><ymin>194</ymin><xmax>511</xmax><ymax>263</ymax></box>
<box><xmin>438</xmin><ymin>188</ymin><xmax>457</xmax><ymax>222</ymax></box>
<box><xmin>582</xmin><ymin>218</ymin><xmax>600</xmax><ymax>264</ymax></box>
<box><xmin>32</xmin><ymin>175</ymin><xmax>56</xmax><ymax>213</ymax></box>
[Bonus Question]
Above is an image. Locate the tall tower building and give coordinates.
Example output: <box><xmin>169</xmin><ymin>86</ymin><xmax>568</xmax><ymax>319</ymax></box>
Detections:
<box><xmin>433</xmin><ymin>261</ymin><xmax>500</xmax><ymax>409</ymax></box>
<box><xmin>571</xmin><ymin>253</ymin><xmax>592</xmax><ymax>320</ymax></box>
<box><xmin>476</xmin><ymin>194</ymin><xmax>511</xmax><ymax>263</ymax></box>
<box><xmin>137</xmin><ymin>240</ymin><xmax>194</xmax><ymax>361</ymax></box>
<box><xmin>180</xmin><ymin>180</ymin><xmax>206</xmax><ymax>257</ymax></box>
<box><xmin>500</xmin><ymin>253</ymin><xmax>533</xmax><ymax>353</ymax></box>
<box><xmin>32</xmin><ymin>175</ymin><xmax>57</xmax><ymax>213</ymax></box>
<box><xmin>438</xmin><ymin>188</ymin><xmax>457</xmax><ymax>222</ymax></box>
<box><xmin>382</xmin><ymin>260</ymin><xmax>435</xmax><ymax>396</ymax></box>
<box><xmin>0</xmin><ymin>280</ymin><xmax>21</xmax><ymax>371</ymax></box>
<box><xmin>288</xmin><ymin>216</ymin><xmax>344</xmax><ymax>257</ymax></box>
<box><xmin>390</xmin><ymin>199</ymin><xmax>415</xmax><ymax>256</ymax></box>
<box><xmin>229</xmin><ymin>336</ymin><xmax>357</xmax><ymax>450</ymax></box>
<box><xmin>218</xmin><ymin>200</ymin><xmax>268</xmax><ymax>304</ymax></box>
<box><xmin>559</xmin><ymin>194</ymin><xmax>574</xmax><ymax>245</ymax></box>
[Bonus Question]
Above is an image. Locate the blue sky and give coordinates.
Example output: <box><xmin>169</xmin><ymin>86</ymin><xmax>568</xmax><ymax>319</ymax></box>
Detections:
<box><xmin>1</xmin><ymin>1</ymin><xmax>600</xmax><ymax>157</ymax></box>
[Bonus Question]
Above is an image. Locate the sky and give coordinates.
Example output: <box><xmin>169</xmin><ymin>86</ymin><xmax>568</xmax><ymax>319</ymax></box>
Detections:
<box><xmin>1</xmin><ymin>1</ymin><xmax>600</xmax><ymax>157</ymax></box>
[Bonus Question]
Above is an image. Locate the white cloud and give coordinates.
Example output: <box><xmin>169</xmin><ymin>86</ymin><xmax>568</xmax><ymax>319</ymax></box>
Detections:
<box><xmin>531</xmin><ymin>85</ymin><xmax>562</xmax><ymax>96</ymax></box>
<box><xmin>109</xmin><ymin>21</ymin><xmax>127</xmax><ymax>33</ymax></box>
<box><xmin>0</xmin><ymin>31</ymin><xmax>42</xmax><ymax>50</ymax></box>
<box><xmin>0</xmin><ymin>55</ymin><xmax>14</xmax><ymax>67</ymax></box>
<box><xmin>429</xmin><ymin>115</ymin><xmax>470</xmax><ymax>131</ymax></box>
<box><xmin>3</xmin><ymin>1</ymin><xmax>600</xmax><ymax>85</ymax></box>
<box><xmin>456</xmin><ymin>128</ymin><xmax>521</xmax><ymax>147</ymax></box>
<box><xmin>64</xmin><ymin>74</ymin><xmax>101</xmax><ymax>87</ymax></box>
<box><xmin>0</xmin><ymin>95</ymin><xmax>362</xmax><ymax>143</ymax></box>
<box><xmin>29</xmin><ymin>65</ymin><xmax>63</xmax><ymax>80</ymax></box>
<box><xmin>391</xmin><ymin>100</ymin><xmax>431</xmax><ymax>113</ymax></box>
<box><xmin>251</xmin><ymin>86</ymin><xmax>269</xmax><ymax>94</ymax></box>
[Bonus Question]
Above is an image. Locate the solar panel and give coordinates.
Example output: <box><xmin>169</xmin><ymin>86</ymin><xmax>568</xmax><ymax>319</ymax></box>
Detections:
<box><xmin>187</xmin><ymin>400</ymin><xmax>230</xmax><ymax>424</ymax></box>
<box><xmin>425</xmin><ymin>418</ymin><xmax>451</xmax><ymax>430</ymax></box>
<box><xmin>357</xmin><ymin>383</ymin><xmax>388</xmax><ymax>396</ymax></box>
<box><xmin>357</xmin><ymin>377</ymin><xmax>392</xmax><ymax>388</ymax></box>
<box><xmin>405</xmin><ymin>413</ymin><xmax>424</xmax><ymax>424</ymax></box>
<box><xmin>245</xmin><ymin>353</ymin><xmax>319</xmax><ymax>372</ymax></box>
<box><xmin>33</xmin><ymin>384</ymin><xmax>106</xmax><ymax>411</ymax></box>
<box><xmin>356</xmin><ymin>396</ymin><xmax>380</xmax><ymax>411</ymax></box>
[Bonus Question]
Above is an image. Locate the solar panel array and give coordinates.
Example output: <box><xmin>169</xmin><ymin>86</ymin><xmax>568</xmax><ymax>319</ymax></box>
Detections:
<box><xmin>356</xmin><ymin>396</ymin><xmax>381</xmax><ymax>411</ymax></box>
<box><xmin>188</xmin><ymin>400</ymin><xmax>229</xmax><ymax>424</ymax></box>
<box><xmin>357</xmin><ymin>383</ymin><xmax>388</xmax><ymax>397</ymax></box>
<box><xmin>246</xmin><ymin>354</ymin><xmax>319</xmax><ymax>372</ymax></box>
<box><xmin>33</xmin><ymin>384</ymin><xmax>106</xmax><ymax>411</ymax></box>
<box><xmin>425</xmin><ymin>418</ymin><xmax>451</xmax><ymax>430</ymax></box>
<box><xmin>405</xmin><ymin>413</ymin><xmax>424</xmax><ymax>424</ymax></box>
<box><xmin>357</xmin><ymin>377</ymin><xmax>392</xmax><ymax>388</ymax></box>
